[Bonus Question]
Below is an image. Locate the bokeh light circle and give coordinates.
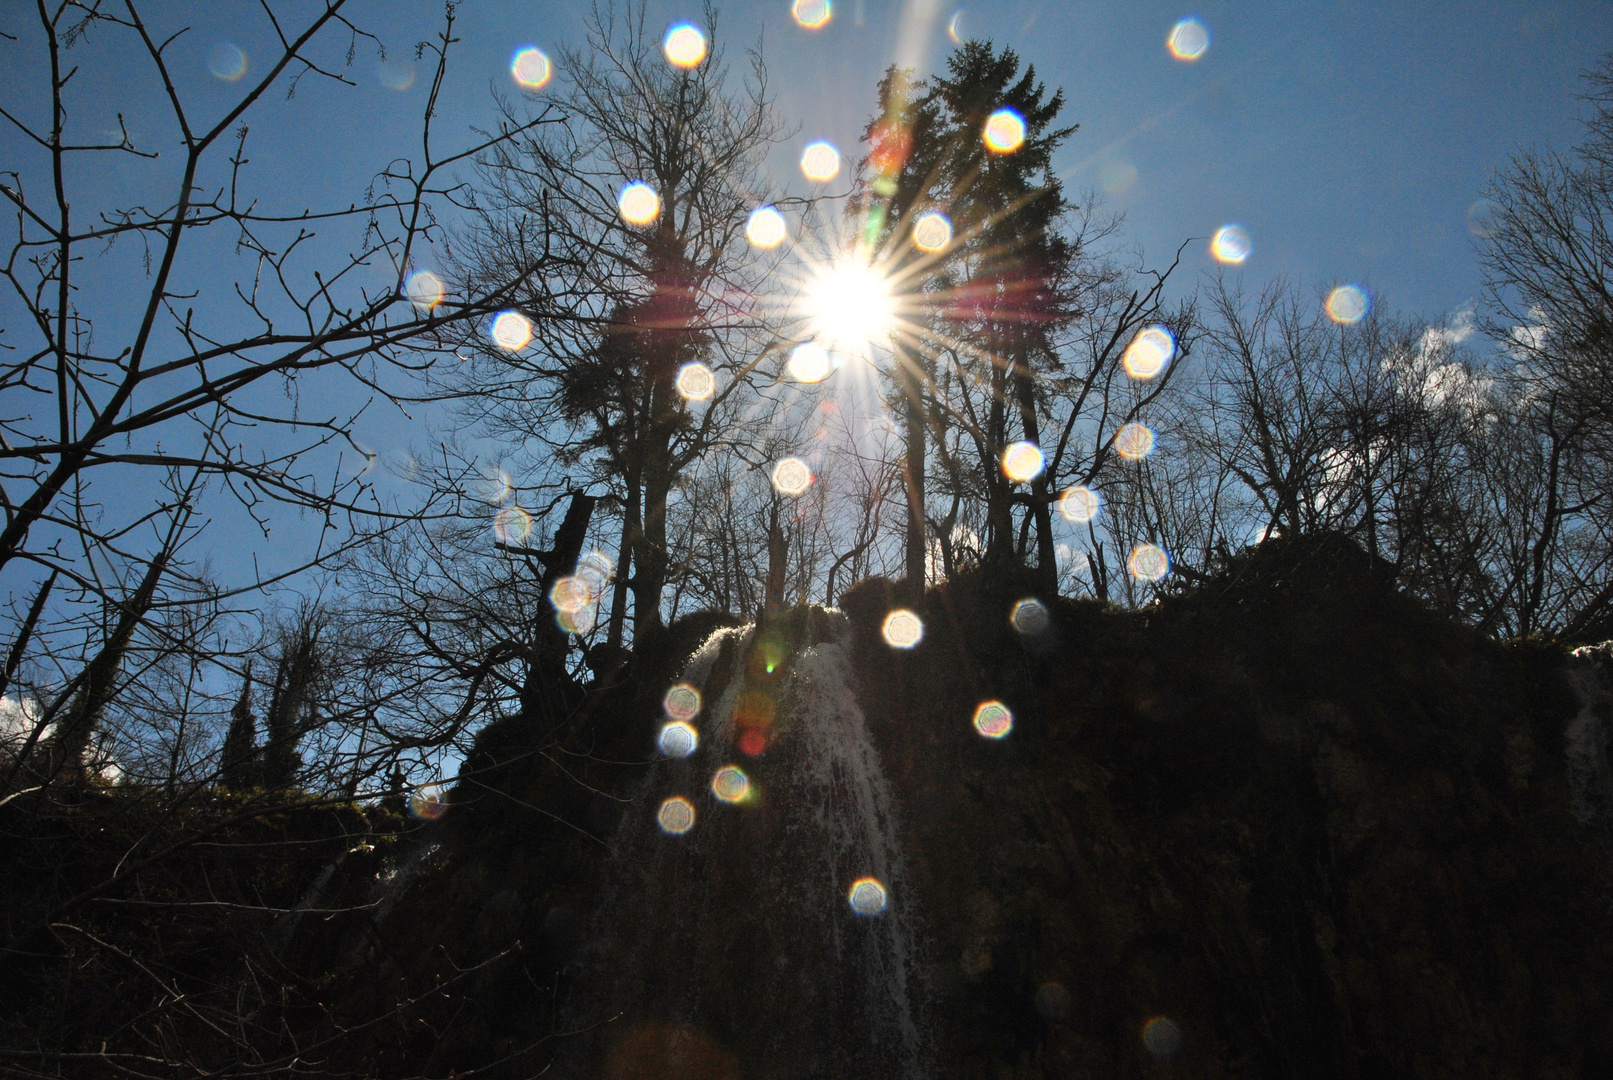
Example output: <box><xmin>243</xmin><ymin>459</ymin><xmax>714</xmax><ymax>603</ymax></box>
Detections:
<box><xmin>664</xmin><ymin>683</ymin><xmax>702</xmax><ymax>721</ymax></box>
<box><xmin>848</xmin><ymin>876</ymin><xmax>888</xmax><ymax>916</ymax></box>
<box><xmin>209</xmin><ymin>42</ymin><xmax>247</xmax><ymax>81</ymax></box>
<box><xmin>408</xmin><ymin>783</ymin><xmax>448</xmax><ymax>820</ymax></box>
<box><xmin>1129</xmin><ymin>543</ymin><xmax>1171</xmax><ymax>582</ymax></box>
<box><xmin>677</xmin><ymin>362</ymin><xmax>715</xmax><ymax>401</ymax></box>
<box><xmin>1114</xmin><ymin>422</ymin><xmax>1156</xmax><ymax>460</ymax></box>
<box><xmin>913</xmin><ymin>211</ymin><xmax>953</xmax><ymax>252</ymax></box>
<box><xmin>801</xmin><ymin>141</ymin><xmax>841</xmax><ymax>182</ymax></box>
<box><xmin>711</xmin><ymin>765</ymin><xmax>750</xmax><ymax>803</ymax></box>
<box><xmin>1466</xmin><ymin>198</ymin><xmax>1499</xmax><ymax>238</ymax></box>
<box><xmin>494</xmin><ymin>505</ymin><xmax>533</xmax><ymax>545</ymax></box>
<box><xmin>1001</xmin><ymin>441</ymin><xmax>1045</xmax><ymax>483</ymax></box>
<box><xmin>377</xmin><ymin>60</ymin><xmax>416</xmax><ymax>91</ymax></box>
<box><xmin>658</xmin><ymin>720</ymin><xmax>699</xmax><ymax>758</ymax></box>
<box><xmin>1143</xmin><ymin>1016</ymin><xmax>1184</xmax><ymax>1058</ymax></box>
<box><xmin>1326</xmin><ymin>284</ymin><xmax>1370</xmax><ymax>324</ymax></box>
<box><xmin>772</xmin><ymin>457</ymin><xmax>812</xmax><ymax>496</ymax></box>
<box><xmin>788</xmin><ymin>342</ymin><xmax>834</xmax><ymax>384</ymax></box>
<box><xmin>556</xmin><ymin>605</ymin><xmax>595</xmax><ymax>635</ymax></box>
<box><xmin>550</xmin><ymin>575</ymin><xmax>593</xmax><ymax>613</ymax></box>
<box><xmin>984</xmin><ymin>108</ymin><xmax>1026</xmax><ymax>153</ymax></box>
<box><xmin>881</xmin><ymin>609</ymin><xmax>924</xmax><ymax>649</ymax></box>
<box><xmin>406</xmin><ymin>271</ymin><xmax>445</xmax><ymax>311</ymax></box>
<box><xmin>746</xmin><ymin>205</ymin><xmax>788</xmax><ymax>248</ymax></box>
<box><xmin>511</xmin><ymin>47</ymin><xmax>552</xmax><ymax>89</ymax></box>
<box><xmin>973</xmin><ymin>700</ymin><xmax>1013</xmax><ymax>738</ymax></box>
<box><xmin>1167</xmin><ymin>18</ymin><xmax>1210</xmax><ymax>60</ymax></box>
<box><xmin>664</xmin><ymin>23</ymin><xmax>708</xmax><ymax>68</ymax></box>
<box><xmin>1011</xmin><ymin>598</ymin><xmax>1050</xmax><ymax>636</ymax></box>
<box><xmin>1122</xmin><ymin>325</ymin><xmax>1175</xmax><ymax>379</ymax></box>
<box><xmin>490</xmin><ymin>310</ymin><xmax>533</xmax><ymax>351</ymax></box>
<box><xmin>1059</xmin><ymin>486</ymin><xmax>1101</xmax><ymax>523</ymax></box>
<box><xmin>658</xmin><ymin>795</ymin><xmax>696</xmax><ymax>834</ymax></box>
<box><xmin>1211</xmin><ymin>225</ymin><xmax>1252</xmax><ymax>264</ymax></box>
<box><xmin>618</xmin><ymin>182</ymin><xmax>661</xmax><ymax>226</ymax></box>
<box><xmin>792</xmin><ymin>0</ymin><xmax>832</xmax><ymax>29</ymax></box>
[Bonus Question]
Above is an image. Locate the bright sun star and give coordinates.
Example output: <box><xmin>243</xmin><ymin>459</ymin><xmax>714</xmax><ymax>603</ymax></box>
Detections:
<box><xmin>803</xmin><ymin>260</ymin><xmax>896</xmax><ymax>355</ymax></box>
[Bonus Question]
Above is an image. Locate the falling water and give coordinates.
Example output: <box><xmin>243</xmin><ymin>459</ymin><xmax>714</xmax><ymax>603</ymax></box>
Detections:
<box><xmin>560</xmin><ymin>607</ymin><xmax>929</xmax><ymax>1079</ymax></box>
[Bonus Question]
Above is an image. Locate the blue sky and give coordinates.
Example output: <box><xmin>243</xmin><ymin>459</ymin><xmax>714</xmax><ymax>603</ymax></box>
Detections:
<box><xmin>1</xmin><ymin>0</ymin><xmax>1611</xmax><ymax>593</ymax></box>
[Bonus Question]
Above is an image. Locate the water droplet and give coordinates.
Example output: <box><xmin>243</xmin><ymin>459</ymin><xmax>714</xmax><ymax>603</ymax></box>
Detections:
<box><xmin>1168</xmin><ymin>18</ymin><xmax>1210</xmax><ymax>60</ymax></box>
<box><xmin>1122</xmin><ymin>325</ymin><xmax>1174</xmax><ymax>379</ymax></box>
<box><xmin>1010</xmin><ymin>599</ymin><xmax>1049</xmax><ymax>636</ymax></box>
<box><xmin>490</xmin><ymin>311</ymin><xmax>532</xmax><ymax>351</ymax></box>
<box><xmin>618</xmin><ymin>182</ymin><xmax>661</xmax><ymax>225</ymax></box>
<box><xmin>658</xmin><ymin>795</ymin><xmax>696</xmax><ymax>834</ymax></box>
<box><xmin>1059</xmin><ymin>486</ymin><xmax>1101</xmax><ymax>523</ymax></box>
<box><xmin>787</xmin><ymin>342</ymin><xmax>834</xmax><ymax>384</ymax></box>
<box><xmin>801</xmin><ymin>140</ymin><xmax>841</xmax><ymax>182</ymax></box>
<box><xmin>1035</xmin><ymin>981</ymin><xmax>1073</xmax><ymax>1020</ymax></box>
<box><xmin>881</xmin><ymin>609</ymin><xmax>924</xmax><ymax>649</ymax></box>
<box><xmin>1001</xmin><ymin>441</ymin><xmax>1044</xmax><ymax>483</ymax></box>
<box><xmin>664</xmin><ymin>683</ymin><xmax>702</xmax><ymax>721</ymax></box>
<box><xmin>848</xmin><ymin>876</ymin><xmax>888</xmax><ymax>916</ymax></box>
<box><xmin>658</xmin><ymin>720</ymin><xmax>698</xmax><ymax>758</ymax></box>
<box><xmin>1143</xmin><ymin>1016</ymin><xmax>1183</xmax><ymax>1058</ymax></box>
<box><xmin>550</xmin><ymin>576</ymin><xmax>594</xmax><ymax>613</ymax></box>
<box><xmin>913</xmin><ymin>211</ymin><xmax>952</xmax><ymax>252</ymax></box>
<box><xmin>746</xmin><ymin>205</ymin><xmax>788</xmax><ymax>248</ymax></box>
<box><xmin>1129</xmin><ymin>543</ymin><xmax>1170</xmax><ymax>581</ymax></box>
<box><xmin>1114</xmin><ymin>422</ymin><xmax>1156</xmax><ymax>460</ymax></box>
<box><xmin>408</xmin><ymin>783</ymin><xmax>448</xmax><ymax>820</ymax></box>
<box><xmin>772</xmin><ymin>457</ymin><xmax>812</xmax><ymax>496</ymax></box>
<box><xmin>377</xmin><ymin>59</ymin><xmax>416</xmax><ymax>91</ymax></box>
<box><xmin>677</xmin><ymin>361</ymin><xmax>715</xmax><ymax>400</ymax></box>
<box><xmin>792</xmin><ymin>0</ymin><xmax>832</xmax><ymax>29</ymax></box>
<box><xmin>711</xmin><ymin>765</ymin><xmax>750</xmax><ymax>803</ymax></box>
<box><xmin>511</xmin><ymin>47</ymin><xmax>552</xmax><ymax>89</ymax></box>
<box><xmin>984</xmin><ymin>108</ymin><xmax>1025</xmax><ymax>153</ymax></box>
<box><xmin>208</xmin><ymin>42</ymin><xmax>247</xmax><ymax>81</ymax></box>
<box><xmin>494</xmin><ymin>506</ymin><xmax>533</xmax><ymax>544</ymax></box>
<box><xmin>1325</xmin><ymin>284</ymin><xmax>1370</xmax><ymax>325</ymax></box>
<box><xmin>973</xmin><ymin>700</ymin><xmax>1013</xmax><ymax>738</ymax></box>
<box><xmin>1211</xmin><ymin>224</ymin><xmax>1251</xmax><ymax>264</ymax></box>
<box><xmin>664</xmin><ymin>24</ymin><xmax>708</xmax><ymax>68</ymax></box>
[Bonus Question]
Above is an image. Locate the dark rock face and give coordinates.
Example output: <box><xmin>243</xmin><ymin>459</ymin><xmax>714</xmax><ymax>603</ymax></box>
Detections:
<box><xmin>322</xmin><ymin>536</ymin><xmax>1613</xmax><ymax>1078</ymax></box>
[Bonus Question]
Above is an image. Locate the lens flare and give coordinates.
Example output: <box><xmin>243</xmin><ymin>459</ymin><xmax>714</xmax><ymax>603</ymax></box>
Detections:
<box><xmin>1059</xmin><ymin>486</ymin><xmax>1101</xmax><ymax>523</ymax></box>
<box><xmin>664</xmin><ymin>23</ymin><xmax>708</xmax><ymax>68</ymax></box>
<box><xmin>1001</xmin><ymin>441</ymin><xmax>1045</xmax><ymax>483</ymax></box>
<box><xmin>913</xmin><ymin>211</ymin><xmax>953</xmax><ymax>252</ymax></box>
<box><xmin>1326</xmin><ymin>284</ymin><xmax>1370</xmax><ymax>324</ymax></box>
<box><xmin>618</xmin><ymin>182</ymin><xmax>661</xmax><ymax>226</ymax></box>
<box><xmin>973</xmin><ymin>700</ymin><xmax>1013</xmax><ymax>738</ymax></box>
<box><xmin>658</xmin><ymin>720</ymin><xmax>699</xmax><ymax>758</ymax></box>
<box><xmin>550</xmin><ymin>576</ymin><xmax>594</xmax><ymax>614</ymax></box>
<box><xmin>948</xmin><ymin>10</ymin><xmax>966</xmax><ymax>44</ymax></box>
<box><xmin>984</xmin><ymin>108</ymin><xmax>1026</xmax><ymax>153</ymax></box>
<box><xmin>491</xmin><ymin>311</ymin><xmax>532</xmax><ymax>351</ymax></box>
<box><xmin>1167</xmin><ymin>18</ymin><xmax>1210</xmax><ymax>60</ymax></box>
<box><xmin>577</xmin><ymin>549</ymin><xmax>614</xmax><ymax>594</ymax></box>
<box><xmin>408</xmin><ymin>783</ymin><xmax>448</xmax><ymax>820</ymax></box>
<box><xmin>1114</xmin><ymin>422</ymin><xmax>1156</xmax><ymax>460</ymax></box>
<box><xmin>711</xmin><ymin>765</ymin><xmax>750</xmax><ymax>803</ymax></box>
<box><xmin>1143</xmin><ymin>1016</ymin><xmax>1184</xmax><ymax>1058</ymax></box>
<box><xmin>664</xmin><ymin>683</ymin><xmax>702</xmax><ymax>721</ymax></box>
<box><xmin>805</xmin><ymin>260</ymin><xmax>895</xmax><ymax>351</ymax></box>
<box><xmin>746</xmin><ymin>205</ymin><xmax>788</xmax><ymax>248</ymax></box>
<box><xmin>881</xmin><ymin>609</ymin><xmax>924</xmax><ymax>649</ymax></box>
<box><xmin>677</xmin><ymin>362</ymin><xmax>715</xmax><ymax>401</ymax></box>
<box><xmin>1211</xmin><ymin>225</ymin><xmax>1251</xmax><ymax>264</ymax></box>
<box><xmin>801</xmin><ymin>140</ymin><xmax>841</xmax><ymax>182</ymax></box>
<box><xmin>494</xmin><ymin>506</ymin><xmax>533</xmax><ymax>544</ymax></box>
<box><xmin>208</xmin><ymin>42</ymin><xmax>247</xmax><ymax>81</ymax></box>
<box><xmin>406</xmin><ymin>271</ymin><xmax>445</xmax><ymax>311</ymax></box>
<box><xmin>556</xmin><ymin>605</ymin><xmax>595</xmax><ymax>635</ymax></box>
<box><xmin>848</xmin><ymin>876</ymin><xmax>888</xmax><ymax>916</ymax></box>
<box><xmin>511</xmin><ymin>47</ymin><xmax>552</xmax><ymax>89</ymax></box>
<box><xmin>658</xmin><ymin>795</ymin><xmax>696</xmax><ymax>834</ymax></box>
<box><xmin>787</xmin><ymin>342</ymin><xmax>834</xmax><ymax>384</ymax></box>
<box><xmin>1011</xmin><ymin>598</ymin><xmax>1050</xmax><ymax>635</ymax></box>
<box><xmin>1122</xmin><ymin>325</ymin><xmax>1175</xmax><ymax>379</ymax></box>
<box><xmin>1129</xmin><ymin>543</ymin><xmax>1171</xmax><ymax>581</ymax></box>
<box><xmin>772</xmin><ymin>457</ymin><xmax>812</xmax><ymax>496</ymax></box>
<box><xmin>792</xmin><ymin>0</ymin><xmax>832</xmax><ymax>29</ymax></box>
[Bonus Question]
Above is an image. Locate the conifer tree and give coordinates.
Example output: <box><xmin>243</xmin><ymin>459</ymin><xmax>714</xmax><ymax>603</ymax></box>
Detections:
<box><xmin>220</xmin><ymin>662</ymin><xmax>257</xmax><ymax>791</ymax></box>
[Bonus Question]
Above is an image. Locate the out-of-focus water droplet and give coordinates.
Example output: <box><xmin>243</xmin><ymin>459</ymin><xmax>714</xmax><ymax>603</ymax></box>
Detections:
<box><xmin>848</xmin><ymin>876</ymin><xmax>888</xmax><ymax>916</ymax></box>
<box><xmin>1168</xmin><ymin>18</ymin><xmax>1210</xmax><ymax>60</ymax></box>
<box><xmin>1467</xmin><ymin>198</ymin><xmax>1499</xmax><ymax>238</ymax></box>
<box><xmin>658</xmin><ymin>720</ymin><xmax>698</xmax><ymax>758</ymax></box>
<box><xmin>408</xmin><ymin>783</ymin><xmax>448</xmax><ymax>820</ymax></box>
<box><xmin>1123</xmin><ymin>325</ymin><xmax>1174</xmax><ymax>379</ymax></box>
<box><xmin>772</xmin><ymin>457</ymin><xmax>812</xmax><ymax>496</ymax></box>
<box><xmin>912</xmin><ymin>211</ymin><xmax>952</xmax><ymax>252</ymax></box>
<box><xmin>801</xmin><ymin>140</ymin><xmax>841</xmax><ymax>182</ymax></box>
<box><xmin>476</xmin><ymin>467</ymin><xmax>512</xmax><ymax>506</ymax></box>
<box><xmin>1010</xmin><ymin>598</ymin><xmax>1050</xmax><ymax>636</ymax></box>
<box><xmin>556</xmin><ymin>605</ymin><xmax>596</xmax><ymax>635</ymax></box>
<box><xmin>491</xmin><ymin>311</ymin><xmax>532</xmax><ymax>351</ymax></box>
<box><xmin>494</xmin><ymin>505</ymin><xmax>533</xmax><ymax>544</ymax></box>
<box><xmin>1114</xmin><ymin>422</ymin><xmax>1156</xmax><ymax>460</ymax></box>
<box><xmin>209</xmin><ymin>42</ymin><xmax>247</xmax><ymax>81</ymax></box>
<box><xmin>948</xmin><ymin>9</ymin><xmax>967</xmax><ymax>44</ymax></box>
<box><xmin>792</xmin><ymin>0</ymin><xmax>832</xmax><ymax>29</ymax></box>
<box><xmin>1143</xmin><ymin>1016</ymin><xmax>1183</xmax><ymax>1058</ymax></box>
<box><xmin>1129</xmin><ymin>543</ymin><xmax>1170</xmax><ymax>581</ymax></box>
<box><xmin>664</xmin><ymin>683</ymin><xmax>702</xmax><ymax>721</ymax></box>
<box><xmin>973</xmin><ymin>700</ymin><xmax>1013</xmax><ymax>738</ymax></box>
<box><xmin>511</xmin><ymin>47</ymin><xmax>552</xmax><ymax>89</ymax></box>
<box><xmin>618</xmin><ymin>182</ymin><xmax>661</xmax><ymax>225</ymax></box>
<box><xmin>881</xmin><ymin>609</ymin><xmax>923</xmax><ymax>649</ymax></box>
<box><xmin>746</xmin><ymin>205</ymin><xmax>788</xmax><ymax>248</ymax></box>
<box><xmin>711</xmin><ymin>765</ymin><xmax>750</xmax><ymax>803</ymax></box>
<box><xmin>664</xmin><ymin>23</ymin><xmax>708</xmax><ymax>68</ymax></box>
<box><xmin>1001</xmin><ymin>441</ymin><xmax>1044</xmax><ymax>482</ymax></box>
<box><xmin>1098</xmin><ymin>159</ymin><xmax>1138</xmax><ymax>195</ymax></box>
<box><xmin>1326</xmin><ymin>284</ymin><xmax>1370</xmax><ymax>324</ymax></box>
<box><xmin>658</xmin><ymin>795</ymin><xmax>696</xmax><ymax>834</ymax></box>
<box><xmin>550</xmin><ymin>575</ymin><xmax>593</xmax><ymax>613</ymax></box>
<box><xmin>406</xmin><ymin>271</ymin><xmax>445</xmax><ymax>311</ymax></box>
<box><xmin>1059</xmin><ymin>485</ymin><xmax>1101</xmax><ymax>523</ymax></box>
<box><xmin>788</xmin><ymin>342</ymin><xmax>834</xmax><ymax>383</ymax></box>
<box><xmin>677</xmin><ymin>361</ymin><xmax>715</xmax><ymax>401</ymax></box>
<box><xmin>984</xmin><ymin>108</ymin><xmax>1026</xmax><ymax>153</ymax></box>
<box><xmin>377</xmin><ymin>59</ymin><xmax>416</xmax><ymax>91</ymax></box>
<box><xmin>1035</xmin><ymin>981</ymin><xmax>1073</xmax><ymax>1020</ymax></box>
<box><xmin>1211</xmin><ymin>224</ymin><xmax>1251</xmax><ymax>264</ymax></box>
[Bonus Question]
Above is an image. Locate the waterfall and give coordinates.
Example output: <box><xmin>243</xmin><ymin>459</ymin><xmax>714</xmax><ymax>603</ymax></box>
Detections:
<box><xmin>560</xmin><ymin>607</ymin><xmax>929</xmax><ymax>1079</ymax></box>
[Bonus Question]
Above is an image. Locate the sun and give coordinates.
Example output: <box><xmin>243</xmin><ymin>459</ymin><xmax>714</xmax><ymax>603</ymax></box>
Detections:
<box><xmin>802</xmin><ymin>259</ymin><xmax>897</xmax><ymax>355</ymax></box>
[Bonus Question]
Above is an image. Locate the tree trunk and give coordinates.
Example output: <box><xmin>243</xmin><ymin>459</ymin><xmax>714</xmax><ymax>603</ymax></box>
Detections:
<box><xmin>1016</xmin><ymin>369</ymin><xmax>1058</xmax><ymax>591</ymax></box>
<box><xmin>899</xmin><ymin>351</ymin><xmax>927</xmax><ymax>589</ymax></box>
